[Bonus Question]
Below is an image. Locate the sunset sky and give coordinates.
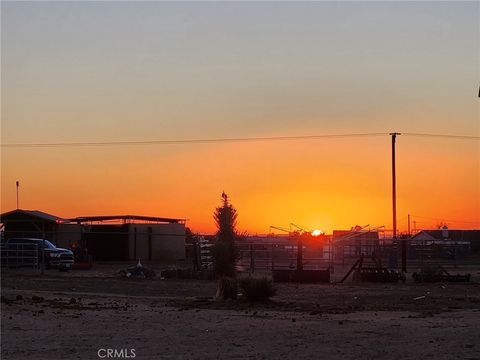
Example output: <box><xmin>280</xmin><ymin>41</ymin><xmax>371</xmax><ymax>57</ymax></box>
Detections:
<box><xmin>1</xmin><ymin>1</ymin><xmax>479</xmax><ymax>234</ymax></box>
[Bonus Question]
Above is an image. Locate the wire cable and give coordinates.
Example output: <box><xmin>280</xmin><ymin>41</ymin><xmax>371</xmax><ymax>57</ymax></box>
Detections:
<box><xmin>2</xmin><ymin>132</ymin><xmax>479</xmax><ymax>148</ymax></box>
<box><xmin>0</xmin><ymin>132</ymin><xmax>388</xmax><ymax>148</ymax></box>
<box><xmin>410</xmin><ymin>214</ymin><xmax>480</xmax><ymax>224</ymax></box>
<box><xmin>403</xmin><ymin>133</ymin><xmax>480</xmax><ymax>140</ymax></box>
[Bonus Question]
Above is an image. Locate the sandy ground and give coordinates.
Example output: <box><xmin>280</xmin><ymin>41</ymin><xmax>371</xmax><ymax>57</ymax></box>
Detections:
<box><xmin>1</xmin><ymin>264</ymin><xmax>480</xmax><ymax>360</ymax></box>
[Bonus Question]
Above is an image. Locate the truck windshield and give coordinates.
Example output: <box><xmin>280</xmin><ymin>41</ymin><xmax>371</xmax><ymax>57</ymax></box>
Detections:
<box><xmin>42</xmin><ymin>240</ymin><xmax>57</xmax><ymax>249</ymax></box>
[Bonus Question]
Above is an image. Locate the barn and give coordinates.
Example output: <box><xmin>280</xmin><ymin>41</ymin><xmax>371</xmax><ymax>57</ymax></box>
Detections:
<box><xmin>64</xmin><ymin>215</ymin><xmax>186</xmax><ymax>261</ymax></box>
<box><xmin>1</xmin><ymin>210</ymin><xmax>186</xmax><ymax>261</ymax></box>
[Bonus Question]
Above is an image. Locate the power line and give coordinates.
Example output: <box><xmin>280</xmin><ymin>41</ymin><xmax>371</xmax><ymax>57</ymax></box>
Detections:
<box><xmin>0</xmin><ymin>133</ymin><xmax>388</xmax><ymax>148</ymax></box>
<box><xmin>1</xmin><ymin>131</ymin><xmax>479</xmax><ymax>148</ymax></box>
<box><xmin>403</xmin><ymin>133</ymin><xmax>480</xmax><ymax>140</ymax></box>
<box><xmin>410</xmin><ymin>214</ymin><xmax>480</xmax><ymax>224</ymax></box>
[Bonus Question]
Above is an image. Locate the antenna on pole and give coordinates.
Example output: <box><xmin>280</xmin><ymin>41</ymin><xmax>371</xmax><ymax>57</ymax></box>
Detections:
<box><xmin>16</xmin><ymin>181</ymin><xmax>20</xmax><ymax>209</ymax></box>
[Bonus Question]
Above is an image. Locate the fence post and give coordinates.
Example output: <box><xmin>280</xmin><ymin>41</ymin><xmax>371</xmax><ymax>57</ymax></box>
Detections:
<box><xmin>297</xmin><ymin>236</ymin><xmax>303</xmax><ymax>271</ymax></box>
<box><xmin>39</xmin><ymin>224</ymin><xmax>45</xmax><ymax>274</ymax></box>
<box><xmin>250</xmin><ymin>244</ymin><xmax>254</xmax><ymax>274</ymax></box>
<box><xmin>271</xmin><ymin>244</ymin><xmax>275</xmax><ymax>271</ymax></box>
<box><xmin>41</xmin><ymin>239</ymin><xmax>45</xmax><ymax>275</ymax></box>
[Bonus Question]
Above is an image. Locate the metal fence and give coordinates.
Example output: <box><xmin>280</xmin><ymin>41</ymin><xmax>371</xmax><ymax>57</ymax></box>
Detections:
<box><xmin>1</xmin><ymin>230</ymin><xmax>473</xmax><ymax>275</ymax></box>
<box><xmin>235</xmin><ymin>242</ymin><xmax>330</xmax><ymax>274</ymax></box>
<box><xmin>0</xmin><ymin>243</ymin><xmax>39</xmax><ymax>269</ymax></box>
<box><xmin>233</xmin><ymin>241</ymin><xmax>474</xmax><ymax>274</ymax></box>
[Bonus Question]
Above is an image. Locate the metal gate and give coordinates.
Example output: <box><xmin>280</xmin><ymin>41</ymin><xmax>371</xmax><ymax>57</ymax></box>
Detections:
<box><xmin>1</xmin><ymin>243</ymin><xmax>39</xmax><ymax>269</ymax></box>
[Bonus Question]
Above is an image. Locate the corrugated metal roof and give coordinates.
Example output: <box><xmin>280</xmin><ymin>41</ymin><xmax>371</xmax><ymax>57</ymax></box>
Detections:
<box><xmin>0</xmin><ymin>210</ymin><xmax>185</xmax><ymax>224</ymax></box>
<box><xmin>65</xmin><ymin>214</ymin><xmax>185</xmax><ymax>224</ymax></box>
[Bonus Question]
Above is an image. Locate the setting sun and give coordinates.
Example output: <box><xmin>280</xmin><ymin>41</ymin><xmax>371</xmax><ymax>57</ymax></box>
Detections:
<box><xmin>1</xmin><ymin>2</ymin><xmax>479</xmax><ymax>359</ymax></box>
<box><xmin>311</xmin><ymin>229</ymin><xmax>323</xmax><ymax>237</ymax></box>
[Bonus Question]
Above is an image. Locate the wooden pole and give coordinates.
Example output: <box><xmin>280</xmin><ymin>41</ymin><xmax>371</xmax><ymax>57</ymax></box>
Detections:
<box><xmin>16</xmin><ymin>181</ymin><xmax>19</xmax><ymax>209</ymax></box>
<box><xmin>390</xmin><ymin>132</ymin><xmax>406</xmax><ymax>272</ymax></box>
<box><xmin>408</xmin><ymin>214</ymin><xmax>411</xmax><ymax>236</ymax></box>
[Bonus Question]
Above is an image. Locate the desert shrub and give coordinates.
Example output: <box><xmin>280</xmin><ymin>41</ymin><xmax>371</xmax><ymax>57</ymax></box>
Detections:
<box><xmin>239</xmin><ymin>277</ymin><xmax>276</xmax><ymax>302</ymax></box>
<box><xmin>215</xmin><ymin>277</ymin><xmax>238</xmax><ymax>300</ymax></box>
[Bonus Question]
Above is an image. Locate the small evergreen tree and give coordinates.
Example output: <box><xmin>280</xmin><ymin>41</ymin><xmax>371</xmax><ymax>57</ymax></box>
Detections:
<box><xmin>212</xmin><ymin>192</ymin><xmax>238</xmax><ymax>277</ymax></box>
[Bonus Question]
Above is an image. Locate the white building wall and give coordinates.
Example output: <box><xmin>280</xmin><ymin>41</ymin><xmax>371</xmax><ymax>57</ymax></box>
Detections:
<box><xmin>129</xmin><ymin>227</ymin><xmax>150</xmax><ymax>261</ymax></box>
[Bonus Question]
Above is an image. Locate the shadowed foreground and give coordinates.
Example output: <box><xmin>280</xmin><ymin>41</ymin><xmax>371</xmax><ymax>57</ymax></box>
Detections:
<box><xmin>1</xmin><ymin>269</ymin><xmax>480</xmax><ymax>360</ymax></box>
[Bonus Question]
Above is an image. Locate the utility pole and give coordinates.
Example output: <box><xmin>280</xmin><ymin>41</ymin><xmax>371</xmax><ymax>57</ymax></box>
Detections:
<box><xmin>16</xmin><ymin>181</ymin><xmax>20</xmax><ymax>209</ymax></box>
<box><xmin>408</xmin><ymin>214</ymin><xmax>411</xmax><ymax>237</ymax></box>
<box><xmin>390</xmin><ymin>132</ymin><xmax>406</xmax><ymax>272</ymax></box>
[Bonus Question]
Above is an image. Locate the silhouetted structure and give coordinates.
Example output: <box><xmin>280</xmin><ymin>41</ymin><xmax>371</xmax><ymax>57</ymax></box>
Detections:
<box><xmin>412</xmin><ymin>229</ymin><xmax>480</xmax><ymax>254</ymax></box>
<box><xmin>0</xmin><ymin>209</ymin><xmax>186</xmax><ymax>261</ymax></box>
<box><xmin>333</xmin><ymin>229</ymin><xmax>380</xmax><ymax>258</ymax></box>
<box><xmin>0</xmin><ymin>209</ymin><xmax>62</xmax><ymax>242</ymax></box>
<box><xmin>67</xmin><ymin>215</ymin><xmax>186</xmax><ymax>261</ymax></box>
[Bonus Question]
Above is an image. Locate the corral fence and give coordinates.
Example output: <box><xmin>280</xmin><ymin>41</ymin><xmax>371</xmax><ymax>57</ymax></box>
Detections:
<box><xmin>1</xmin><ymin>230</ymin><xmax>474</xmax><ymax>277</ymax></box>
<box><xmin>0</xmin><ymin>242</ymin><xmax>39</xmax><ymax>269</ymax></box>
<box><xmin>235</xmin><ymin>242</ymin><xmax>330</xmax><ymax>273</ymax></box>
<box><xmin>232</xmin><ymin>241</ymin><xmax>474</xmax><ymax>275</ymax></box>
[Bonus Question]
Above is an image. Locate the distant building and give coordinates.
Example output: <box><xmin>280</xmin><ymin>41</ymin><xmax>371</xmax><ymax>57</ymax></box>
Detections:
<box><xmin>0</xmin><ymin>209</ymin><xmax>186</xmax><ymax>261</ymax></box>
<box><xmin>332</xmin><ymin>228</ymin><xmax>380</xmax><ymax>258</ymax></box>
<box><xmin>411</xmin><ymin>229</ymin><xmax>480</xmax><ymax>253</ymax></box>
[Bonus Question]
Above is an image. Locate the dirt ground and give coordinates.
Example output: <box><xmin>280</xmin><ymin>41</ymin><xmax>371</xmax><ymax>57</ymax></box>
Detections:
<box><xmin>1</xmin><ymin>263</ymin><xmax>480</xmax><ymax>360</ymax></box>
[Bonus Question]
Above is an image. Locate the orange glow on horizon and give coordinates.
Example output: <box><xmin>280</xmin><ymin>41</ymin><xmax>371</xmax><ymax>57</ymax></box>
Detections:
<box><xmin>1</xmin><ymin>135</ymin><xmax>479</xmax><ymax>235</ymax></box>
<box><xmin>2</xmin><ymin>1</ymin><xmax>478</xmax><ymax>236</ymax></box>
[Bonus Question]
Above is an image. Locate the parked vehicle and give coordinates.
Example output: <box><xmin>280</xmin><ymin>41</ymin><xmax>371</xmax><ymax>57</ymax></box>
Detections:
<box><xmin>1</xmin><ymin>238</ymin><xmax>74</xmax><ymax>271</ymax></box>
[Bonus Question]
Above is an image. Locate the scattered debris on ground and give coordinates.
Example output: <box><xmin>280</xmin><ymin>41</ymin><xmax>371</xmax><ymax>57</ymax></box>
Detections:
<box><xmin>118</xmin><ymin>262</ymin><xmax>156</xmax><ymax>279</ymax></box>
<box><xmin>412</xmin><ymin>265</ymin><xmax>471</xmax><ymax>283</ymax></box>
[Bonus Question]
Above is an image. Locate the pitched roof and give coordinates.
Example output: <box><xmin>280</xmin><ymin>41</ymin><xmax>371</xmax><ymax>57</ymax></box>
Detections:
<box><xmin>0</xmin><ymin>209</ymin><xmax>63</xmax><ymax>223</ymax></box>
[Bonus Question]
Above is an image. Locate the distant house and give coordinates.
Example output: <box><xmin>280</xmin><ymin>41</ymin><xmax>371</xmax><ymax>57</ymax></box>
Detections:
<box><xmin>411</xmin><ymin>229</ymin><xmax>480</xmax><ymax>253</ymax></box>
<box><xmin>1</xmin><ymin>209</ymin><xmax>186</xmax><ymax>261</ymax></box>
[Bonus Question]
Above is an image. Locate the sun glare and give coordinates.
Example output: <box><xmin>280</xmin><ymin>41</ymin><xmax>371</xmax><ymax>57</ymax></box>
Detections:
<box><xmin>311</xmin><ymin>229</ymin><xmax>323</xmax><ymax>237</ymax></box>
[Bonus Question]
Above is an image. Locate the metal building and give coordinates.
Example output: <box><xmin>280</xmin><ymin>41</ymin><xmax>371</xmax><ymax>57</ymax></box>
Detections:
<box><xmin>1</xmin><ymin>210</ymin><xmax>186</xmax><ymax>261</ymax></box>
